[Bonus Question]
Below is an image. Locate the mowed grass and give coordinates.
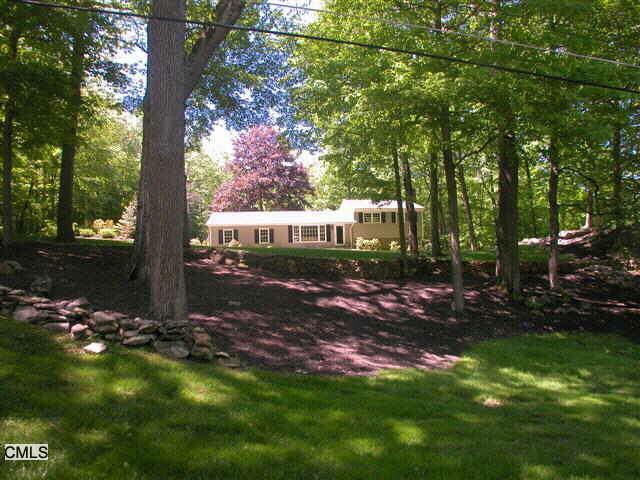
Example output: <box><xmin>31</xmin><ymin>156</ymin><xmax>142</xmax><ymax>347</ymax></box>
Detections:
<box><xmin>1</xmin><ymin>319</ymin><xmax>639</xmax><ymax>479</ymax></box>
<box><xmin>231</xmin><ymin>244</ymin><xmax>566</xmax><ymax>263</ymax></box>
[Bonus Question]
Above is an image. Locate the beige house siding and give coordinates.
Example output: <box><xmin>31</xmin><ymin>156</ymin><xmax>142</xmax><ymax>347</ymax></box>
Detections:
<box><xmin>352</xmin><ymin>212</ymin><xmax>422</xmax><ymax>247</ymax></box>
<box><xmin>208</xmin><ymin>224</ymin><xmax>352</xmax><ymax>248</ymax></box>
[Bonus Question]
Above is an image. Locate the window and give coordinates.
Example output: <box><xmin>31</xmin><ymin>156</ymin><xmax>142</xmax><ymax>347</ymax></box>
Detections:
<box><xmin>363</xmin><ymin>213</ymin><xmax>372</xmax><ymax>223</ymax></box>
<box><xmin>259</xmin><ymin>228</ymin><xmax>270</xmax><ymax>244</ymax></box>
<box><xmin>372</xmin><ymin>212</ymin><xmax>381</xmax><ymax>223</ymax></box>
<box><xmin>301</xmin><ymin>225</ymin><xmax>319</xmax><ymax>242</ymax></box>
<box><xmin>223</xmin><ymin>229</ymin><xmax>234</xmax><ymax>244</ymax></box>
<box><xmin>391</xmin><ymin>212</ymin><xmax>397</xmax><ymax>223</ymax></box>
<box><xmin>362</xmin><ymin>212</ymin><xmax>382</xmax><ymax>224</ymax></box>
<box><xmin>293</xmin><ymin>225</ymin><xmax>300</xmax><ymax>242</ymax></box>
<box><xmin>319</xmin><ymin>225</ymin><xmax>326</xmax><ymax>241</ymax></box>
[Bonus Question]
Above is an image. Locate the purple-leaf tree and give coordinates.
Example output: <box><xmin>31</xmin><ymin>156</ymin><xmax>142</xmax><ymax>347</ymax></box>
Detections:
<box><xmin>212</xmin><ymin>125</ymin><xmax>313</xmax><ymax>211</ymax></box>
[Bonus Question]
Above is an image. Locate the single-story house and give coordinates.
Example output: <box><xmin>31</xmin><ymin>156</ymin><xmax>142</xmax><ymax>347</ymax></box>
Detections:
<box><xmin>206</xmin><ymin>199</ymin><xmax>424</xmax><ymax>249</ymax></box>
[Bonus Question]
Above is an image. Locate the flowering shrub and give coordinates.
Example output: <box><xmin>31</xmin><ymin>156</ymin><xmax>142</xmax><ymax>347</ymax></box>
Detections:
<box><xmin>356</xmin><ymin>237</ymin><xmax>381</xmax><ymax>251</ymax></box>
<box><xmin>227</xmin><ymin>239</ymin><xmax>242</xmax><ymax>248</ymax></box>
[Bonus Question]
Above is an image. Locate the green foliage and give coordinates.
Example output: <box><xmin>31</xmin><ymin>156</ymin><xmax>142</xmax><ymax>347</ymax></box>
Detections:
<box><xmin>356</xmin><ymin>237</ymin><xmax>382</xmax><ymax>251</ymax></box>
<box><xmin>186</xmin><ymin>152</ymin><xmax>225</xmax><ymax>240</ymax></box>
<box><xmin>39</xmin><ymin>220</ymin><xmax>57</xmax><ymax>239</ymax></box>
<box><xmin>99</xmin><ymin>228</ymin><xmax>116</xmax><ymax>239</ymax></box>
<box><xmin>78</xmin><ymin>228</ymin><xmax>94</xmax><ymax>237</ymax></box>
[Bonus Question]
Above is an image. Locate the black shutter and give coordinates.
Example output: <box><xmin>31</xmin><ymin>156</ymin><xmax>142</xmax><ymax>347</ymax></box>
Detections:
<box><xmin>254</xmin><ymin>229</ymin><xmax>259</xmax><ymax>244</ymax></box>
<box><xmin>326</xmin><ymin>225</ymin><xmax>331</xmax><ymax>242</ymax></box>
<box><xmin>218</xmin><ymin>230</ymin><xmax>223</xmax><ymax>244</ymax></box>
<box><xmin>381</xmin><ymin>212</ymin><xmax>386</xmax><ymax>223</ymax></box>
<box><xmin>358</xmin><ymin>212</ymin><xmax>364</xmax><ymax>223</ymax></box>
<box><xmin>391</xmin><ymin>212</ymin><xmax>397</xmax><ymax>223</ymax></box>
<box><xmin>288</xmin><ymin>225</ymin><xmax>293</xmax><ymax>243</ymax></box>
<box><xmin>269</xmin><ymin>228</ymin><xmax>274</xmax><ymax>244</ymax></box>
<box><xmin>233</xmin><ymin>229</ymin><xmax>239</xmax><ymax>241</ymax></box>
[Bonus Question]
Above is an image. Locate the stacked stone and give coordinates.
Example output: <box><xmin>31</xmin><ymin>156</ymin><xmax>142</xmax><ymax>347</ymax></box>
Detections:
<box><xmin>0</xmin><ymin>273</ymin><xmax>229</xmax><ymax>363</ymax></box>
<box><xmin>190</xmin><ymin>326</ymin><xmax>214</xmax><ymax>361</ymax></box>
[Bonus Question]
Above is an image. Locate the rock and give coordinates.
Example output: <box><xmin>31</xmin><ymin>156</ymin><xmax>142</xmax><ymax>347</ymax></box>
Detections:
<box><xmin>43</xmin><ymin>314</ymin><xmax>68</xmax><ymax>323</ymax></box>
<box><xmin>93</xmin><ymin>311</ymin><xmax>123</xmax><ymax>325</ymax></box>
<box><xmin>137</xmin><ymin>321</ymin><xmax>159</xmax><ymax>334</ymax></box>
<box><xmin>43</xmin><ymin>322</ymin><xmax>70</xmax><ymax>332</ymax></box>
<box><xmin>12</xmin><ymin>295</ymin><xmax>49</xmax><ymax>305</ymax></box>
<box><xmin>154</xmin><ymin>340</ymin><xmax>190</xmax><ymax>359</ymax></box>
<box><xmin>215</xmin><ymin>351</ymin><xmax>231</xmax><ymax>359</ymax></box>
<box><xmin>191</xmin><ymin>346</ymin><xmax>214</xmax><ymax>361</ymax></box>
<box><xmin>122</xmin><ymin>335</ymin><xmax>153</xmax><ymax>347</ymax></box>
<box><xmin>193</xmin><ymin>332</ymin><xmax>212</xmax><ymax>347</ymax></box>
<box><xmin>72</xmin><ymin>307</ymin><xmax>91</xmax><ymax>318</ymax></box>
<box><xmin>121</xmin><ymin>329</ymin><xmax>139</xmax><ymax>338</ymax></box>
<box><xmin>104</xmin><ymin>333</ymin><xmax>121</xmax><ymax>342</ymax></box>
<box><xmin>224</xmin><ymin>258</ymin><xmax>235</xmax><ymax>266</ymax></box>
<box><xmin>95</xmin><ymin>323</ymin><xmax>118</xmax><ymax>334</ymax></box>
<box><xmin>8</xmin><ymin>289</ymin><xmax>26</xmax><ymax>296</ymax></box>
<box><xmin>34</xmin><ymin>302</ymin><xmax>58</xmax><ymax>310</ymax></box>
<box><xmin>67</xmin><ymin>297</ymin><xmax>90</xmax><ymax>309</ymax></box>
<box><xmin>30</xmin><ymin>275</ymin><xmax>53</xmax><ymax>296</ymax></box>
<box><xmin>13</xmin><ymin>306</ymin><xmax>41</xmax><ymax>323</ymax></box>
<box><xmin>0</xmin><ymin>260</ymin><xmax>23</xmax><ymax>275</ymax></box>
<box><xmin>119</xmin><ymin>318</ymin><xmax>138</xmax><ymax>330</ymax></box>
<box><xmin>70</xmin><ymin>323</ymin><xmax>90</xmax><ymax>339</ymax></box>
<box><xmin>84</xmin><ymin>342</ymin><xmax>107</xmax><ymax>354</ymax></box>
<box><xmin>0</xmin><ymin>285</ymin><xmax>11</xmax><ymax>295</ymax></box>
<box><xmin>57</xmin><ymin>308</ymin><xmax>78</xmax><ymax>319</ymax></box>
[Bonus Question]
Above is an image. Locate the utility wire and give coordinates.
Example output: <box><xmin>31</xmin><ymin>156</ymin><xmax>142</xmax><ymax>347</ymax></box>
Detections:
<box><xmin>263</xmin><ymin>1</ymin><xmax>640</xmax><ymax>70</ymax></box>
<box><xmin>10</xmin><ymin>0</ymin><xmax>640</xmax><ymax>95</ymax></box>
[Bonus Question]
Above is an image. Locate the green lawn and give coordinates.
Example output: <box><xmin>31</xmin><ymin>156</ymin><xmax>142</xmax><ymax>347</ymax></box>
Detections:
<box><xmin>230</xmin><ymin>244</ymin><xmax>566</xmax><ymax>263</ymax></box>
<box><xmin>1</xmin><ymin>318</ymin><xmax>639</xmax><ymax>479</ymax></box>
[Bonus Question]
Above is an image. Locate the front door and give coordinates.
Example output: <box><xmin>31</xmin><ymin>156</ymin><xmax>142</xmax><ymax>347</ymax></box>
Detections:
<box><xmin>335</xmin><ymin>225</ymin><xmax>344</xmax><ymax>245</ymax></box>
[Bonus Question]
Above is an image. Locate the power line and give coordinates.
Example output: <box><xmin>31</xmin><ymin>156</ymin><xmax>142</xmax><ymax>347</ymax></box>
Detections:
<box><xmin>262</xmin><ymin>1</ymin><xmax>640</xmax><ymax>70</ymax></box>
<box><xmin>10</xmin><ymin>0</ymin><xmax>640</xmax><ymax>95</ymax></box>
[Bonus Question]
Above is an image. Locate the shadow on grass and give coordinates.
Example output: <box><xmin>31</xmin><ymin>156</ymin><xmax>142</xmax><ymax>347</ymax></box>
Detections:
<box><xmin>1</xmin><ymin>319</ymin><xmax>639</xmax><ymax>479</ymax></box>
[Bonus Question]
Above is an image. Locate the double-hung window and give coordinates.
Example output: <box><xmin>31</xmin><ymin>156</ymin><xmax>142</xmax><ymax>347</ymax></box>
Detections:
<box><xmin>259</xmin><ymin>228</ymin><xmax>270</xmax><ymax>244</ymax></box>
<box><xmin>223</xmin><ymin>229</ymin><xmax>234</xmax><ymax>244</ymax></box>
<box><xmin>363</xmin><ymin>213</ymin><xmax>372</xmax><ymax>223</ymax></box>
<box><xmin>372</xmin><ymin>212</ymin><xmax>381</xmax><ymax>223</ymax></box>
<box><xmin>301</xmin><ymin>225</ymin><xmax>319</xmax><ymax>242</ymax></box>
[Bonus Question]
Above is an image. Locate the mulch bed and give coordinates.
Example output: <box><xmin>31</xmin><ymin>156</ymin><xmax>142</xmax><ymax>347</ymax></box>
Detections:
<box><xmin>2</xmin><ymin>242</ymin><xmax>639</xmax><ymax>375</ymax></box>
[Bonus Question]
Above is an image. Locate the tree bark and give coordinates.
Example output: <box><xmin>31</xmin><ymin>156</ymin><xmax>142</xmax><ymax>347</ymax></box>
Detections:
<box><xmin>2</xmin><ymin>26</ymin><xmax>20</xmax><ymax>255</ymax></box>
<box><xmin>524</xmin><ymin>155</ymin><xmax>538</xmax><ymax>237</ymax></box>
<box><xmin>612</xmin><ymin>125</ymin><xmax>623</xmax><ymax>227</ymax></box>
<box><xmin>56</xmin><ymin>28</ymin><xmax>86</xmax><ymax>243</ymax></box>
<box><xmin>496</xmin><ymin>126</ymin><xmax>521</xmax><ymax>297</ymax></box>
<box><xmin>429</xmin><ymin>149</ymin><xmax>442</xmax><ymax>257</ymax></box>
<box><xmin>144</xmin><ymin>0</ymin><xmax>187</xmax><ymax>321</ymax></box>
<box><xmin>392</xmin><ymin>147</ymin><xmax>407</xmax><ymax>273</ymax></box>
<box><xmin>441</xmin><ymin>106</ymin><xmax>464</xmax><ymax>312</ymax></box>
<box><xmin>401</xmin><ymin>151</ymin><xmax>419</xmax><ymax>256</ymax></box>
<box><xmin>457</xmin><ymin>162</ymin><xmax>479</xmax><ymax>251</ymax></box>
<box><xmin>548</xmin><ymin>135</ymin><xmax>560</xmax><ymax>290</ymax></box>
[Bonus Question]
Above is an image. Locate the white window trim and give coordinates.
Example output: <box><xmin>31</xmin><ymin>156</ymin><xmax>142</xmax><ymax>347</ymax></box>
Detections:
<box><xmin>360</xmin><ymin>210</ymin><xmax>382</xmax><ymax>224</ymax></box>
<box><xmin>259</xmin><ymin>227</ymin><xmax>270</xmax><ymax>244</ymax></box>
<box><xmin>293</xmin><ymin>224</ymin><xmax>327</xmax><ymax>243</ymax></box>
<box><xmin>223</xmin><ymin>229</ymin><xmax>234</xmax><ymax>244</ymax></box>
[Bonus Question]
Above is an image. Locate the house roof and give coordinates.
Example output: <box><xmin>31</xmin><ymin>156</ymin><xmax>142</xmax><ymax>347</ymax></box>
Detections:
<box><xmin>339</xmin><ymin>199</ymin><xmax>424</xmax><ymax>211</ymax></box>
<box><xmin>206</xmin><ymin>199</ymin><xmax>424</xmax><ymax>227</ymax></box>
<box><xmin>206</xmin><ymin>209</ymin><xmax>356</xmax><ymax>227</ymax></box>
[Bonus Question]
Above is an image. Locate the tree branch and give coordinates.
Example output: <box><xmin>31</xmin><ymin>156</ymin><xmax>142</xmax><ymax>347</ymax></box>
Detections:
<box><xmin>183</xmin><ymin>0</ymin><xmax>245</xmax><ymax>102</ymax></box>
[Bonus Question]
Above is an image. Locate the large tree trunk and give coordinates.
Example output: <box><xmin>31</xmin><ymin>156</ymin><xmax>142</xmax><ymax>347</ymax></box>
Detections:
<box><xmin>612</xmin><ymin>125</ymin><xmax>623</xmax><ymax>227</ymax></box>
<box><xmin>392</xmin><ymin>147</ymin><xmax>407</xmax><ymax>273</ymax></box>
<box><xmin>2</xmin><ymin>27</ymin><xmax>20</xmax><ymax>255</ymax></box>
<box><xmin>144</xmin><ymin>0</ymin><xmax>187</xmax><ymax>321</ymax></box>
<box><xmin>457</xmin><ymin>163</ymin><xmax>479</xmax><ymax>251</ymax></box>
<box><xmin>429</xmin><ymin>149</ymin><xmax>442</xmax><ymax>257</ymax></box>
<box><xmin>401</xmin><ymin>151</ymin><xmax>419</xmax><ymax>256</ymax></box>
<box><xmin>441</xmin><ymin>106</ymin><xmax>464</xmax><ymax>312</ymax></box>
<box><xmin>496</xmin><ymin>126</ymin><xmax>521</xmax><ymax>297</ymax></box>
<box><xmin>524</xmin><ymin>155</ymin><xmax>538</xmax><ymax>237</ymax></box>
<box><xmin>56</xmin><ymin>29</ymin><xmax>86</xmax><ymax>243</ymax></box>
<box><xmin>548</xmin><ymin>135</ymin><xmax>560</xmax><ymax>290</ymax></box>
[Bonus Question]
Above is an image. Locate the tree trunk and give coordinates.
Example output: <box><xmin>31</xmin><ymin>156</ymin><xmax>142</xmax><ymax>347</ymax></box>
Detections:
<box><xmin>2</xmin><ymin>27</ymin><xmax>20</xmax><ymax>255</ymax></box>
<box><xmin>612</xmin><ymin>125</ymin><xmax>623</xmax><ymax>227</ymax></box>
<box><xmin>56</xmin><ymin>29</ymin><xmax>86</xmax><ymax>243</ymax></box>
<box><xmin>524</xmin><ymin>155</ymin><xmax>538</xmax><ymax>237</ymax></box>
<box><xmin>392</xmin><ymin>147</ymin><xmax>407</xmax><ymax>273</ymax></box>
<box><xmin>548</xmin><ymin>135</ymin><xmax>560</xmax><ymax>290</ymax></box>
<box><xmin>495</xmin><ymin>126</ymin><xmax>521</xmax><ymax>298</ymax></box>
<box><xmin>583</xmin><ymin>188</ymin><xmax>594</xmax><ymax>229</ymax></box>
<box><xmin>130</xmin><ymin>96</ymin><xmax>150</xmax><ymax>282</ymax></box>
<box><xmin>429</xmin><ymin>149</ymin><xmax>442</xmax><ymax>257</ymax></box>
<box><xmin>144</xmin><ymin>0</ymin><xmax>187</xmax><ymax>321</ymax></box>
<box><xmin>441</xmin><ymin>106</ymin><xmax>464</xmax><ymax>312</ymax></box>
<box><xmin>457</xmin><ymin>163</ymin><xmax>479</xmax><ymax>251</ymax></box>
<box><xmin>401</xmin><ymin>151</ymin><xmax>419</xmax><ymax>256</ymax></box>
<box><xmin>184</xmin><ymin>176</ymin><xmax>191</xmax><ymax>248</ymax></box>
